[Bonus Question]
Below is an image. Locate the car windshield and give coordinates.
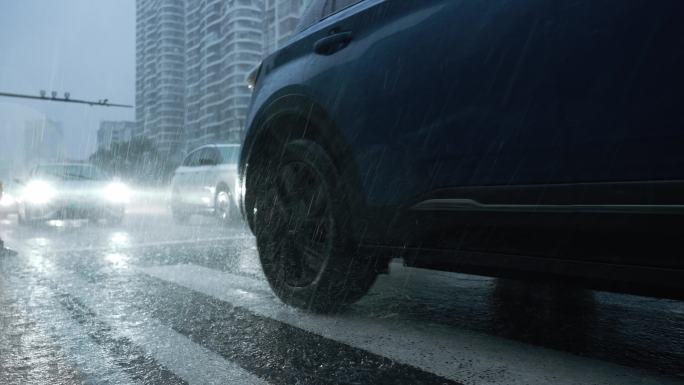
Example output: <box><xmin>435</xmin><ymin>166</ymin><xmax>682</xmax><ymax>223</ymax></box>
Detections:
<box><xmin>0</xmin><ymin>1</ymin><xmax>682</xmax><ymax>385</ymax></box>
<box><xmin>35</xmin><ymin>165</ymin><xmax>108</xmax><ymax>181</ymax></box>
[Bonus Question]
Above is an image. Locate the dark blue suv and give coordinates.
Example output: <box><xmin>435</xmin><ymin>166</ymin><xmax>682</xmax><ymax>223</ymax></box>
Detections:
<box><xmin>239</xmin><ymin>0</ymin><xmax>684</xmax><ymax>312</ymax></box>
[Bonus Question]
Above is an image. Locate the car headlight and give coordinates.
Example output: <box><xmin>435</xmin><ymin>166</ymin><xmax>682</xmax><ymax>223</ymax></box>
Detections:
<box><xmin>104</xmin><ymin>182</ymin><xmax>131</xmax><ymax>204</ymax></box>
<box><xmin>0</xmin><ymin>192</ymin><xmax>15</xmax><ymax>207</ymax></box>
<box><xmin>23</xmin><ymin>180</ymin><xmax>57</xmax><ymax>205</ymax></box>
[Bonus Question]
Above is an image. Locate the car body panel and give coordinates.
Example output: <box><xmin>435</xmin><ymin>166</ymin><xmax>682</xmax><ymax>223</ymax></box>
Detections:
<box><xmin>245</xmin><ymin>0</ymin><xmax>684</xmax><ymax>203</ymax></box>
<box><xmin>0</xmin><ymin>191</ymin><xmax>18</xmax><ymax>217</ymax></box>
<box><xmin>240</xmin><ymin>0</ymin><xmax>684</xmax><ymax>298</ymax></box>
<box><xmin>0</xmin><ymin>181</ymin><xmax>20</xmax><ymax>217</ymax></box>
<box><xmin>19</xmin><ymin>164</ymin><xmax>126</xmax><ymax>221</ymax></box>
<box><xmin>171</xmin><ymin>144</ymin><xmax>240</xmax><ymax>215</ymax></box>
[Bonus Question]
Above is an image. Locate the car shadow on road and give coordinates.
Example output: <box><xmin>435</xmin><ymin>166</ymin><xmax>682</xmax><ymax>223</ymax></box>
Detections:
<box><xmin>489</xmin><ymin>280</ymin><xmax>598</xmax><ymax>352</ymax></box>
<box><xmin>355</xmin><ymin>265</ymin><xmax>684</xmax><ymax>379</ymax></box>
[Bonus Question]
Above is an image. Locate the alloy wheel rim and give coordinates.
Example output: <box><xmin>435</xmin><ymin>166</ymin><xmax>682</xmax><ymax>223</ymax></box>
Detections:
<box><xmin>216</xmin><ymin>191</ymin><xmax>230</xmax><ymax>221</ymax></box>
<box><xmin>262</xmin><ymin>161</ymin><xmax>333</xmax><ymax>288</ymax></box>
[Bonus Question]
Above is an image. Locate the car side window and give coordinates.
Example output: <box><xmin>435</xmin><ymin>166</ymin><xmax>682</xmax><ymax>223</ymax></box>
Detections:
<box><xmin>182</xmin><ymin>152</ymin><xmax>192</xmax><ymax>167</ymax></box>
<box><xmin>206</xmin><ymin>147</ymin><xmax>221</xmax><ymax>165</ymax></box>
<box><xmin>196</xmin><ymin>148</ymin><xmax>220</xmax><ymax>166</ymax></box>
<box><xmin>322</xmin><ymin>0</ymin><xmax>333</xmax><ymax>17</ymax></box>
<box><xmin>218</xmin><ymin>147</ymin><xmax>239</xmax><ymax>164</ymax></box>
<box><xmin>322</xmin><ymin>0</ymin><xmax>362</xmax><ymax>17</ymax></box>
<box><xmin>295</xmin><ymin>0</ymin><xmax>326</xmax><ymax>33</ymax></box>
<box><xmin>195</xmin><ymin>149</ymin><xmax>210</xmax><ymax>166</ymax></box>
<box><xmin>183</xmin><ymin>150</ymin><xmax>200</xmax><ymax>167</ymax></box>
<box><xmin>332</xmin><ymin>0</ymin><xmax>362</xmax><ymax>13</ymax></box>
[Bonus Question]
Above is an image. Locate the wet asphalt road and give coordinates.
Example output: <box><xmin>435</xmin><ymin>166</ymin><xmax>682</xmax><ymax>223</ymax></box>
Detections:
<box><xmin>1</xmin><ymin>201</ymin><xmax>683</xmax><ymax>385</ymax></box>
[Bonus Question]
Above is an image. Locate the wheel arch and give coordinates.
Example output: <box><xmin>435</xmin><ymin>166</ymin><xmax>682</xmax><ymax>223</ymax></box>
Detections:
<box><xmin>240</xmin><ymin>93</ymin><xmax>367</xmax><ymax>239</ymax></box>
<box><xmin>215</xmin><ymin>181</ymin><xmax>231</xmax><ymax>194</ymax></box>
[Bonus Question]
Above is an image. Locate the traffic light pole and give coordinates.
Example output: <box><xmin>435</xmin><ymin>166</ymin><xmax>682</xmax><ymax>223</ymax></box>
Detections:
<box><xmin>0</xmin><ymin>91</ymin><xmax>133</xmax><ymax>108</ymax></box>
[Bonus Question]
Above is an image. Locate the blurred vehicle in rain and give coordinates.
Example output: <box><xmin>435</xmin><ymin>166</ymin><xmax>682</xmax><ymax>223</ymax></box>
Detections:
<box><xmin>238</xmin><ymin>0</ymin><xmax>684</xmax><ymax>312</ymax></box>
<box><xmin>16</xmin><ymin>163</ymin><xmax>129</xmax><ymax>226</ymax></box>
<box><xmin>170</xmin><ymin>144</ymin><xmax>241</xmax><ymax>225</ymax></box>
<box><xmin>0</xmin><ymin>181</ymin><xmax>19</xmax><ymax>218</ymax></box>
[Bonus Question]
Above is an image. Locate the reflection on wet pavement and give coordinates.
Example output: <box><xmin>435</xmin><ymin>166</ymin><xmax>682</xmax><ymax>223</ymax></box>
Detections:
<box><xmin>1</xmin><ymin>208</ymin><xmax>683</xmax><ymax>384</ymax></box>
<box><xmin>0</xmin><ymin>282</ymin><xmax>84</xmax><ymax>385</ymax></box>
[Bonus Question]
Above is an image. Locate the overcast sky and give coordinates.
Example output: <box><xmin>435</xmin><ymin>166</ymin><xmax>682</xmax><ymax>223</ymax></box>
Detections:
<box><xmin>0</xmin><ymin>0</ymin><xmax>135</xmax><ymax>168</ymax></box>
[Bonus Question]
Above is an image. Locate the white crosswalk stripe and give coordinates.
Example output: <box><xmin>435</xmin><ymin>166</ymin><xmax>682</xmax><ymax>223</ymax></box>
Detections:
<box><xmin>4</xmin><ymin>239</ymin><xmax>680</xmax><ymax>385</ymax></box>
<box><xmin>6</xmin><ymin>275</ymin><xmax>137</xmax><ymax>385</ymax></box>
<box><xmin>55</xmin><ymin>270</ymin><xmax>273</xmax><ymax>385</ymax></box>
<box><xmin>44</xmin><ymin>235</ymin><xmax>252</xmax><ymax>254</ymax></box>
<box><xmin>138</xmin><ymin>263</ymin><xmax>682</xmax><ymax>385</ymax></box>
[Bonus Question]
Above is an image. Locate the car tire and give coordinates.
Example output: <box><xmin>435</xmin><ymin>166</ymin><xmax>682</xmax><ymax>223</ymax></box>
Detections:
<box><xmin>215</xmin><ymin>187</ymin><xmax>236</xmax><ymax>226</ymax></box>
<box><xmin>253</xmin><ymin>139</ymin><xmax>378</xmax><ymax>313</ymax></box>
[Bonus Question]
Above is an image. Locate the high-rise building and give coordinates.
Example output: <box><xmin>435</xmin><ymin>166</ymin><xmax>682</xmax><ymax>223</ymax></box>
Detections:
<box><xmin>135</xmin><ymin>0</ymin><xmax>186</xmax><ymax>160</ymax></box>
<box><xmin>97</xmin><ymin>121</ymin><xmax>135</xmax><ymax>151</ymax></box>
<box><xmin>184</xmin><ymin>0</ymin><xmax>264</xmax><ymax>150</ymax></box>
<box><xmin>135</xmin><ymin>0</ymin><xmax>306</xmax><ymax>159</ymax></box>
<box><xmin>24</xmin><ymin>119</ymin><xmax>66</xmax><ymax>166</ymax></box>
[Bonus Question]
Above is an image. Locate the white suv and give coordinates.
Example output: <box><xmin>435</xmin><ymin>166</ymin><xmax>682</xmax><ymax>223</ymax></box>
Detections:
<box><xmin>170</xmin><ymin>144</ymin><xmax>240</xmax><ymax>225</ymax></box>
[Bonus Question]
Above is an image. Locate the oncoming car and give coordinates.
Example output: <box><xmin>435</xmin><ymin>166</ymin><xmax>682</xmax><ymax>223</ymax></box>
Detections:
<box><xmin>17</xmin><ymin>163</ymin><xmax>129</xmax><ymax>225</ymax></box>
<box><xmin>239</xmin><ymin>0</ymin><xmax>684</xmax><ymax>312</ymax></box>
<box><xmin>170</xmin><ymin>144</ymin><xmax>241</xmax><ymax>225</ymax></box>
<box><xmin>0</xmin><ymin>184</ymin><xmax>18</xmax><ymax>219</ymax></box>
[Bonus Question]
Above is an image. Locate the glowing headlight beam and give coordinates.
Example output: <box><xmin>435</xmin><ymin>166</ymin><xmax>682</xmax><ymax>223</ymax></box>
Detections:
<box><xmin>23</xmin><ymin>180</ymin><xmax>57</xmax><ymax>205</ymax></box>
<box><xmin>0</xmin><ymin>192</ymin><xmax>15</xmax><ymax>207</ymax></box>
<box><xmin>104</xmin><ymin>182</ymin><xmax>131</xmax><ymax>204</ymax></box>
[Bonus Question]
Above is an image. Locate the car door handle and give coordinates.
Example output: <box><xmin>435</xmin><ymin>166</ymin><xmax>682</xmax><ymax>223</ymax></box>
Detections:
<box><xmin>314</xmin><ymin>31</ymin><xmax>353</xmax><ymax>55</ymax></box>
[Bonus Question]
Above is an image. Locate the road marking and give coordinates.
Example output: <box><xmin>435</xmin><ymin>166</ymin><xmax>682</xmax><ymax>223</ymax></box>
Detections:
<box><xmin>11</xmin><ymin>235</ymin><xmax>252</xmax><ymax>254</ymax></box>
<box><xmin>54</xmin><ymin>270</ymin><xmax>273</xmax><ymax>385</ymax></box>
<box><xmin>138</xmin><ymin>263</ymin><xmax>683</xmax><ymax>385</ymax></box>
<box><xmin>1</xmin><ymin>244</ymin><xmax>270</xmax><ymax>385</ymax></box>
<box><xmin>129</xmin><ymin>272</ymin><xmax>459</xmax><ymax>385</ymax></box>
<box><xmin>5</xmin><ymin>275</ymin><xmax>138</xmax><ymax>385</ymax></box>
<box><xmin>0</xmin><ymin>283</ymin><xmax>86</xmax><ymax>384</ymax></box>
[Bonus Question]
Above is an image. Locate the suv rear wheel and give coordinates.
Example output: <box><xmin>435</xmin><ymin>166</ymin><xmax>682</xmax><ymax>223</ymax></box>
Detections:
<box><xmin>253</xmin><ymin>139</ymin><xmax>378</xmax><ymax>313</ymax></box>
<box><xmin>215</xmin><ymin>187</ymin><xmax>235</xmax><ymax>226</ymax></box>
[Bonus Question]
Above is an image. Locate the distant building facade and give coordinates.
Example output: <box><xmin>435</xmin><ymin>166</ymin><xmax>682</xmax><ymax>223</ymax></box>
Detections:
<box><xmin>135</xmin><ymin>0</ymin><xmax>306</xmax><ymax>160</ymax></box>
<box><xmin>184</xmin><ymin>0</ymin><xmax>264</xmax><ymax>150</ymax></box>
<box><xmin>24</xmin><ymin>119</ymin><xmax>66</xmax><ymax>165</ymax></box>
<box><xmin>135</xmin><ymin>0</ymin><xmax>186</xmax><ymax>159</ymax></box>
<box><xmin>97</xmin><ymin>121</ymin><xmax>135</xmax><ymax>150</ymax></box>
